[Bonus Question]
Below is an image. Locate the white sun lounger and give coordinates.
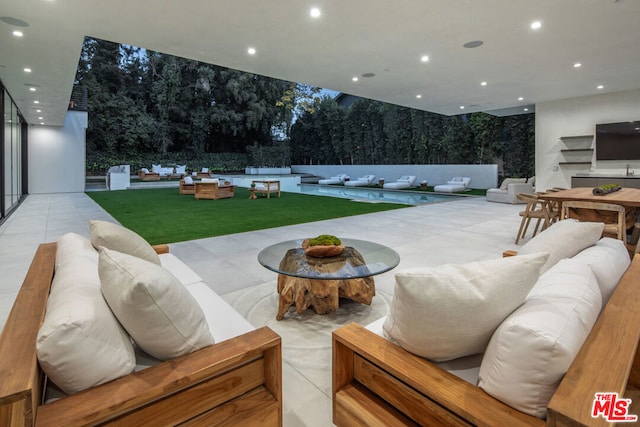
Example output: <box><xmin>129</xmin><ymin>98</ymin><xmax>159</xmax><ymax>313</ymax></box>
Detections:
<box><xmin>344</xmin><ymin>175</ymin><xmax>376</xmax><ymax>187</ymax></box>
<box><xmin>434</xmin><ymin>176</ymin><xmax>471</xmax><ymax>193</ymax></box>
<box><xmin>318</xmin><ymin>174</ymin><xmax>348</xmax><ymax>185</ymax></box>
<box><xmin>383</xmin><ymin>176</ymin><xmax>417</xmax><ymax>189</ymax></box>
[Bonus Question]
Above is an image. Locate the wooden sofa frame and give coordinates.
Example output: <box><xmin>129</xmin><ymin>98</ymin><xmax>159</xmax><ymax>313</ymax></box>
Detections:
<box><xmin>137</xmin><ymin>170</ymin><xmax>160</xmax><ymax>181</ymax></box>
<box><xmin>194</xmin><ymin>182</ymin><xmax>236</xmax><ymax>200</ymax></box>
<box><xmin>251</xmin><ymin>180</ymin><xmax>281</xmax><ymax>199</ymax></box>
<box><xmin>179</xmin><ymin>179</ymin><xmax>195</xmax><ymax>195</ymax></box>
<box><xmin>0</xmin><ymin>242</ymin><xmax>282</xmax><ymax>426</ymax></box>
<box><xmin>333</xmin><ymin>254</ymin><xmax>640</xmax><ymax>426</ymax></box>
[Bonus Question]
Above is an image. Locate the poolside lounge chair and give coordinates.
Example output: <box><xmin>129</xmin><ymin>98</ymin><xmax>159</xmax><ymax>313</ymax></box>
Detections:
<box><xmin>383</xmin><ymin>176</ymin><xmax>417</xmax><ymax>189</ymax></box>
<box><xmin>318</xmin><ymin>174</ymin><xmax>348</xmax><ymax>185</ymax></box>
<box><xmin>344</xmin><ymin>175</ymin><xmax>375</xmax><ymax>187</ymax></box>
<box><xmin>434</xmin><ymin>177</ymin><xmax>471</xmax><ymax>193</ymax></box>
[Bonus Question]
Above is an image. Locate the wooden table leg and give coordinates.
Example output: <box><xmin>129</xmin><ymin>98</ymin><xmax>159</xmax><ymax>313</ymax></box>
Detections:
<box><xmin>276</xmin><ymin>274</ymin><xmax>375</xmax><ymax>320</ymax></box>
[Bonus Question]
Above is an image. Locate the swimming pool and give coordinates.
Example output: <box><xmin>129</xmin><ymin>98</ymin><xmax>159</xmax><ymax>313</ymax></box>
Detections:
<box><xmin>294</xmin><ymin>184</ymin><xmax>463</xmax><ymax>205</ymax></box>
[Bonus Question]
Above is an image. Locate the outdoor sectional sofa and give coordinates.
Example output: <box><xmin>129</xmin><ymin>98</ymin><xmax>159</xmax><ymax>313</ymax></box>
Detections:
<box><xmin>333</xmin><ymin>220</ymin><xmax>640</xmax><ymax>426</ymax></box>
<box><xmin>0</xmin><ymin>221</ymin><xmax>282</xmax><ymax>426</ymax></box>
<box><xmin>486</xmin><ymin>177</ymin><xmax>534</xmax><ymax>204</ymax></box>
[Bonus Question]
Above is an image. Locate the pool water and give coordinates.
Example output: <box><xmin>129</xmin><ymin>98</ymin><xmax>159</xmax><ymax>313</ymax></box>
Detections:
<box><xmin>294</xmin><ymin>184</ymin><xmax>462</xmax><ymax>206</ymax></box>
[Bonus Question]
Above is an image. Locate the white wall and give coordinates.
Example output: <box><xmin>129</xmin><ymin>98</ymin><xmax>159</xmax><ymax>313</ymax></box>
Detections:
<box><xmin>28</xmin><ymin>111</ymin><xmax>87</xmax><ymax>193</ymax></box>
<box><xmin>292</xmin><ymin>164</ymin><xmax>498</xmax><ymax>189</ymax></box>
<box><xmin>536</xmin><ymin>89</ymin><xmax>640</xmax><ymax>191</ymax></box>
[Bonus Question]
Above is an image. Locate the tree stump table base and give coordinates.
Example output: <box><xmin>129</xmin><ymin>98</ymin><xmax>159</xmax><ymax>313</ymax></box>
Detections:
<box><xmin>275</xmin><ymin>247</ymin><xmax>375</xmax><ymax>320</ymax></box>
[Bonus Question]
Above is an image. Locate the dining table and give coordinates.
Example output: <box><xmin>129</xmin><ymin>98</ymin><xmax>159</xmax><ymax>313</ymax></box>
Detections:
<box><xmin>538</xmin><ymin>187</ymin><xmax>640</xmax><ymax>236</ymax></box>
<box><xmin>538</xmin><ymin>187</ymin><xmax>640</xmax><ymax>209</ymax></box>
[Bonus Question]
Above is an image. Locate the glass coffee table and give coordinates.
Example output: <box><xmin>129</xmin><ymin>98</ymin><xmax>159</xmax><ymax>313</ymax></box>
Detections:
<box><xmin>258</xmin><ymin>238</ymin><xmax>400</xmax><ymax>320</ymax></box>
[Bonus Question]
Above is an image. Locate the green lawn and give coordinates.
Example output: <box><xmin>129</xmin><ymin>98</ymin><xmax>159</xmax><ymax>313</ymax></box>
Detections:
<box><xmin>87</xmin><ymin>187</ymin><xmax>408</xmax><ymax>245</ymax></box>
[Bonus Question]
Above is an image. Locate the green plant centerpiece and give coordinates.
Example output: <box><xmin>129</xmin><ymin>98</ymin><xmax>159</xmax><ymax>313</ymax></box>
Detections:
<box><xmin>593</xmin><ymin>183</ymin><xmax>622</xmax><ymax>195</ymax></box>
<box><xmin>302</xmin><ymin>234</ymin><xmax>345</xmax><ymax>257</ymax></box>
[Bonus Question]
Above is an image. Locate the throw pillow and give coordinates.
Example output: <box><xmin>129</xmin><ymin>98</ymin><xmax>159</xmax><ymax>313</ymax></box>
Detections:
<box><xmin>36</xmin><ymin>233</ymin><xmax>135</xmax><ymax>395</ymax></box>
<box><xmin>570</xmin><ymin>237</ymin><xmax>630</xmax><ymax>305</ymax></box>
<box><xmin>141</xmin><ymin>167</ymin><xmax>149</xmax><ymax>173</ymax></box>
<box><xmin>151</xmin><ymin>164</ymin><xmax>161</xmax><ymax>173</ymax></box>
<box><xmin>478</xmin><ymin>258</ymin><xmax>602</xmax><ymax>418</ymax></box>
<box><xmin>89</xmin><ymin>219</ymin><xmax>160</xmax><ymax>265</ymax></box>
<box><xmin>183</xmin><ymin>176</ymin><xmax>193</xmax><ymax>184</ymax></box>
<box><xmin>518</xmin><ymin>219</ymin><xmax>604</xmax><ymax>273</ymax></box>
<box><xmin>98</xmin><ymin>247</ymin><xmax>215</xmax><ymax>360</ymax></box>
<box><xmin>382</xmin><ymin>252</ymin><xmax>549</xmax><ymax>362</ymax></box>
<box><xmin>201</xmin><ymin>178</ymin><xmax>219</xmax><ymax>183</ymax></box>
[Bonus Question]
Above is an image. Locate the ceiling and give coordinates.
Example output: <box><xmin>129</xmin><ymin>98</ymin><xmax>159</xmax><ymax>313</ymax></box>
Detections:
<box><xmin>1</xmin><ymin>0</ymin><xmax>639</xmax><ymax>127</ymax></box>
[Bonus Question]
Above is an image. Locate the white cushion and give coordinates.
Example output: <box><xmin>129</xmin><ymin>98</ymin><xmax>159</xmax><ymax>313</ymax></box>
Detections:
<box><xmin>571</xmin><ymin>237</ymin><xmax>630</xmax><ymax>305</ymax></box>
<box><xmin>176</xmin><ymin>165</ymin><xmax>186</xmax><ymax>174</ymax></box>
<box><xmin>89</xmin><ymin>220</ymin><xmax>160</xmax><ymax>265</ymax></box>
<box><xmin>186</xmin><ymin>282</ymin><xmax>255</xmax><ymax>342</ymax></box>
<box><xmin>518</xmin><ymin>219</ymin><xmax>604</xmax><ymax>273</ymax></box>
<box><xmin>382</xmin><ymin>252</ymin><xmax>549</xmax><ymax>361</ymax></box>
<box><xmin>478</xmin><ymin>258</ymin><xmax>602</xmax><ymax>418</ymax></box>
<box><xmin>151</xmin><ymin>164</ymin><xmax>161</xmax><ymax>173</ymax></box>
<box><xmin>99</xmin><ymin>248</ymin><xmax>215</xmax><ymax>360</ymax></box>
<box><xmin>159</xmin><ymin>252</ymin><xmax>203</xmax><ymax>286</ymax></box>
<box><xmin>499</xmin><ymin>178</ymin><xmax>525</xmax><ymax>190</ymax></box>
<box><xmin>141</xmin><ymin>167</ymin><xmax>149</xmax><ymax>173</ymax></box>
<box><xmin>36</xmin><ymin>233</ymin><xmax>135</xmax><ymax>395</ymax></box>
<box><xmin>201</xmin><ymin>167</ymin><xmax>209</xmax><ymax>172</ymax></box>
<box><xmin>201</xmin><ymin>178</ymin><xmax>219</xmax><ymax>183</ymax></box>
<box><xmin>183</xmin><ymin>176</ymin><xmax>193</xmax><ymax>184</ymax></box>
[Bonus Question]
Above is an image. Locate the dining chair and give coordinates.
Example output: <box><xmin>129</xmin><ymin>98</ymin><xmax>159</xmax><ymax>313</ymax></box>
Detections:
<box><xmin>560</xmin><ymin>201</ymin><xmax>625</xmax><ymax>241</ymax></box>
<box><xmin>515</xmin><ymin>193</ymin><xmax>558</xmax><ymax>244</ymax></box>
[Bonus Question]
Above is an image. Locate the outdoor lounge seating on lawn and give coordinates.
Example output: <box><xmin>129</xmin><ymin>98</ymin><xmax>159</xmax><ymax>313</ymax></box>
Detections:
<box><xmin>434</xmin><ymin>176</ymin><xmax>471</xmax><ymax>193</ymax></box>
<box><xmin>194</xmin><ymin>179</ymin><xmax>235</xmax><ymax>200</ymax></box>
<box><xmin>179</xmin><ymin>176</ymin><xmax>195</xmax><ymax>195</ymax></box>
<box><xmin>196</xmin><ymin>167</ymin><xmax>212</xmax><ymax>178</ymax></box>
<box><xmin>344</xmin><ymin>175</ymin><xmax>375</xmax><ymax>187</ymax></box>
<box><xmin>383</xmin><ymin>175</ymin><xmax>416</xmax><ymax>189</ymax></box>
<box><xmin>318</xmin><ymin>174</ymin><xmax>349</xmax><ymax>185</ymax></box>
<box><xmin>138</xmin><ymin>168</ymin><xmax>160</xmax><ymax>181</ymax></box>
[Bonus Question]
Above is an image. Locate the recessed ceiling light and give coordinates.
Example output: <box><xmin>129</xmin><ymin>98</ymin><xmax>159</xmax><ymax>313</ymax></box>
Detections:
<box><xmin>517</xmin><ymin>97</ymin><xmax>524</xmax><ymax>101</ymax></box>
<box><xmin>573</xmin><ymin>62</ymin><xmax>582</xmax><ymax>68</ymax></box>
<box><xmin>459</xmin><ymin>106</ymin><xmax>465</xmax><ymax>110</ymax></box>
<box><xmin>40</xmin><ymin>122</ymin><xmax>45</xmax><ymax>125</ymax></box>
<box><xmin>416</xmin><ymin>94</ymin><xmax>422</xmax><ymax>99</ymax></box>
<box><xmin>36</xmin><ymin>109</ymin><xmax>41</xmax><ymax>112</ymax></box>
<box><xmin>29</xmin><ymin>87</ymin><xmax>36</xmax><ymax>92</ymax></box>
<box><xmin>530</xmin><ymin>21</ymin><xmax>542</xmax><ymax>30</ymax></box>
<box><xmin>38</xmin><ymin>116</ymin><xmax>43</xmax><ymax>120</ymax></box>
<box><xmin>33</xmin><ymin>100</ymin><xmax>39</xmax><ymax>104</ymax></box>
<box><xmin>524</xmin><ymin>108</ymin><xmax>529</xmax><ymax>112</ymax></box>
<box><xmin>310</xmin><ymin>7</ymin><xmax>321</xmax><ymax>18</ymax></box>
<box><xmin>597</xmin><ymin>85</ymin><xmax>604</xmax><ymax>90</ymax></box>
<box><xmin>480</xmin><ymin>81</ymin><xmax>487</xmax><ymax>86</ymax></box>
<box><xmin>420</xmin><ymin>55</ymin><xmax>429</xmax><ymax>62</ymax></box>
<box><xmin>24</xmin><ymin>67</ymin><xmax>32</xmax><ymax>73</ymax></box>
<box><xmin>12</xmin><ymin>30</ymin><xmax>24</xmax><ymax>37</ymax></box>
<box><xmin>352</xmin><ymin>77</ymin><xmax>359</xmax><ymax>82</ymax></box>
<box><xmin>247</xmin><ymin>47</ymin><xmax>256</xmax><ymax>55</ymax></box>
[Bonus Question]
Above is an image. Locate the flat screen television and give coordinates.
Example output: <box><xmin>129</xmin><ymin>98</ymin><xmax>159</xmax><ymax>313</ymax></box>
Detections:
<box><xmin>596</xmin><ymin>121</ymin><xmax>640</xmax><ymax>160</ymax></box>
